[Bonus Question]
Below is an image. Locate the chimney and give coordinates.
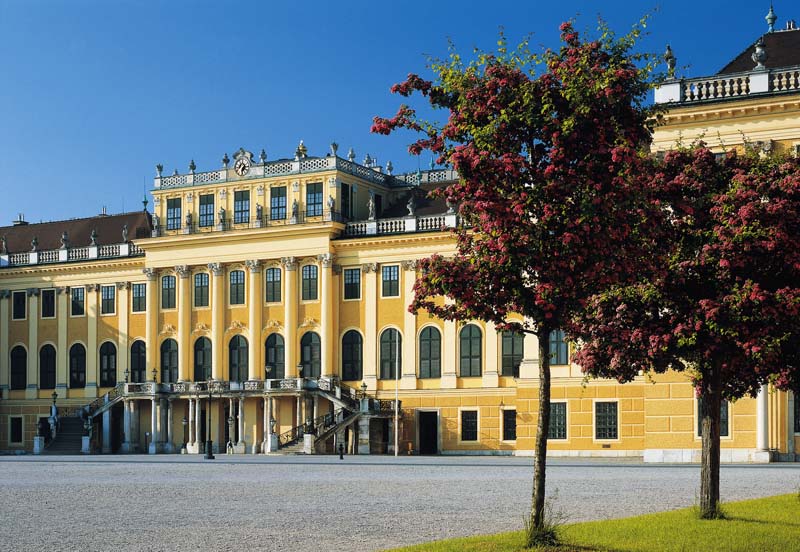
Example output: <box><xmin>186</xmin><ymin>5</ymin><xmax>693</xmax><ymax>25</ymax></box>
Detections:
<box><xmin>12</xmin><ymin>213</ymin><xmax>28</xmax><ymax>226</ymax></box>
<box><xmin>787</xmin><ymin>19</ymin><xmax>797</xmax><ymax>30</ymax></box>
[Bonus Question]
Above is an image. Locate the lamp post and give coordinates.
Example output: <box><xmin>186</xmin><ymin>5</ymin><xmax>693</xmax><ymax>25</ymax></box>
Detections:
<box><xmin>205</xmin><ymin>392</ymin><xmax>215</xmax><ymax>460</ymax></box>
<box><xmin>181</xmin><ymin>416</ymin><xmax>188</xmax><ymax>453</ymax></box>
<box><xmin>151</xmin><ymin>368</ymin><xmax>157</xmax><ymax>383</ymax></box>
<box><xmin>297</xmin><ymin>363</ymin><xmax>304</xmax><ymax>379</ymax></box>
<box><xmin>265</xmin><ymin>364</ymin><xmax>273</xmax><ymax>381</ymax></box>
<box><xmin>394</xmin><ymin>331</ymin><xmax>399</xmax><ymax>457</ymax></box>
<box><xmin>124</xmin><ymin>367</ymin><xmax>130</xmax><ymax>384</ymax></box>
<box><xmin>51</xmin><ymin>391</ymin><xmax>58</xmax><ymax>405</ymax></box>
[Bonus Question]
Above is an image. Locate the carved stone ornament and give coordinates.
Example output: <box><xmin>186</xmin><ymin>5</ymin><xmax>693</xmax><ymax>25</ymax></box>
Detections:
<box><xmin>160</xmin><ymin>324</ymin><xmax>176</xmax><ymax>335</ymax></box>
<box><xmin>245</xmin><ymin>259</ymin><xmax>261</xmax><ymax>273</ymax></box>
<box><xmin>186</xmin><ymin>192</ymin><xmax>194</xmax><ymax>204</ymax></box>
<box><xmin>175</xmin><ymin>265</ymin><xmax>190</xmax><ymax>278</ymax></box>
<box><xmin>263</xmin><ymin>319</ymin><xmax>283</xmax><ymax>332</ymax></box>
<box><xmin>56</xmin><ymin>287</ymin><xmax>68</xmax><ymax>295</ymax></box>
<box><xmin>299</xmin><ymin>317</ymin><xmax>318</xmax><ymax>328</ymax></box>
<box><xmin>361</xmin><ymin>262</ymin><xmax>378</xmax><ymax>273</ymax></box>
<box><xmin>281</xmin><ymin>256</ymin><xmax>297</xmax><ymax>271</ymax></box>
<box><xmin>332</xmin><ymin>264</ymin><xmax>342</xmax><ymax>275</ymax></box>
<box><xmin>317</xmin><ymin>253</ymin><xmax>333</xmax><ymax>267</ymax></box>
<box><xmin>228</xmin><ymin>320</ymin><xmax>246</xmax><ymax>332</ymax></box>
<box><xmin>27</xmin><ymin>288</ymin><xmax>40</xmax><ymax>297</ymax></box>
<box><xmin>208</xmin><ymin>263</ymin><xmax>223</xmax><ymax>276</ymax></box>
<box><xmin>153</xmin><ymin>197</ymin><xmax>161</xmax><ymax>208</ymax></box>
<box><xmin>0</xmin><ymin>290</ymin><xmax>9</xmax><ymax>299</ymax></box>
<box><xmin>116</xmin><ymin>281</ymin><xmax>130</xmax><ymax>290</ymax></box>
<box><xmin>194</xmin><ymin>323</ymin><xmax>209</xmax><ymax>333</ymax></box>
<box><xmin>401</xmin><ymin>260</ymin><xmax>417</xmax><ymax>271</ymax></box>
<box><xmin>256</xmin><ymin>185</ymin><xmax>264</xmax><ymax>197</ymax></box>
<box><xmin>143</xmin><ymin>268</ymin><xmax>157</xmax><ymax>281</ymax></box>
<box><xmin>90</xmin><ymin>283</ymin><xmax>101</xmax><ymax>292</ymax></box>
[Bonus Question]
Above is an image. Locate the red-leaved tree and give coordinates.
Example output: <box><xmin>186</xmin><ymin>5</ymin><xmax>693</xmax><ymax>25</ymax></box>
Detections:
<box><xmin>373</xmin><ymin>23</ymin><xmax>663</xmax><ymax>545</ymax></box>
<box><xmin>573</xmin><ymin>147</ymin><xmax>800</xmax><ymax>518</ymax></box>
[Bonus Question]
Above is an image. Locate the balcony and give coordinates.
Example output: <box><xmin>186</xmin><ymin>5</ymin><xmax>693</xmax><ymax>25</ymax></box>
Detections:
<box><xmin>0</xmin><ymin>242</ymin><xmax>143</xmax><ymax>269</ymax></box>
<box><xmin>654</xmin><ymin>65</ymin><xmax>800</xmax><ymax>105</ymax></box>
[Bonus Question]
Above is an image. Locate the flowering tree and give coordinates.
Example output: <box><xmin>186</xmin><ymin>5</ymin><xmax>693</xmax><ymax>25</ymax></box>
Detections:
<box><xmin>573</xmin><ymin>147</ymin><xmax>800</xmax><ymax>518</ymax></box>
<box><xmin>373</xmin><ymin>23</ymin><xmax>662</xmax><ymax>545</ymax></box>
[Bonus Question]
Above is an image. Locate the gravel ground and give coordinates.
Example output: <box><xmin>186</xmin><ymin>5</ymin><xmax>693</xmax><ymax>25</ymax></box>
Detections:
<box><xmin>0</xmin><ymin>455</ymin><xmax>798</xmax><ymax>552</ymax></box>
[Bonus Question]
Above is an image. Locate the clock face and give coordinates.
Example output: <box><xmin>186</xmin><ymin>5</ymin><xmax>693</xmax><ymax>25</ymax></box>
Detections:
<box><xmin>234</xmin><ymin>157</ymin><xmax>250</xmax><ymax>176</ymax></box>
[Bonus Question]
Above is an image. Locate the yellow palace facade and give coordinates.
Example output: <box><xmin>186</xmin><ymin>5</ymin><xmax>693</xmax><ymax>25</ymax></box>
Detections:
<box><xmin>1</xmin><ymin>18</ymin><xmax>799</xmax><ymax>461</ymax></box>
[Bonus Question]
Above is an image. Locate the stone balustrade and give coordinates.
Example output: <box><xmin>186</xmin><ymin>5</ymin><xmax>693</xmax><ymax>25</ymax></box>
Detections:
<box><xmin>0</xmin><ymin>241</ymin><xmax>142</xmax><ymax>269</ymax></box>
<box><xmin>654</xmin><ymin>65</ymin><xmax>800</xmax><ymax>104</ymax></box>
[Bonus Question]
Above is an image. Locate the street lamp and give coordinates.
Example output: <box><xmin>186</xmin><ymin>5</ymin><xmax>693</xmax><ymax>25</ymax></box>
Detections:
<box><xmin>151</xmin><ymin>368</ymin><xmax>158</xmax><ymax>382</ymax></box>
<box><xmin>124</xmin><ymin>367</ymin><xmax>130</xmax><ymax>383</ymax></box>
<box><xmin>205</xmin><ymin>392</ymin><xmax>215</xmax><ymax>460</ymax></box>
<box><xmin>51</xmin><ymin>391</ymin><xmax>58</xmax><ymax>405</ymax></box>
<box><xmin>181</xmin><ymin>416</ymin><xmax>188</xmax><ymax>453</ymax></box>
<box><xmin>297</xmin><ymin>363</ymin><xmax>304</xmax><ymax>378</ymax></box>
<box><xmin>265</xmin><ymin>364</ymin><xmax>273</xmax><ymax>380</ymax></box>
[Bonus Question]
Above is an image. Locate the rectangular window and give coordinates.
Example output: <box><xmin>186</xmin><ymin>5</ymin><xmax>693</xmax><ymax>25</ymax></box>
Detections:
<box><xmin>548</xmin><ymin>402</ymin><xmax>567</xmax><ymax>440</ymax></box>
<box><xmin>101</xmin><ymin>285</ymin><xmax>115</xmax><ymax>315</ymax></box>
<box><xmin>71</xmin><ymin>287</ymin><xmax>85</xmax><ymax>316</ymax></box>
<box><xmin>595</xmin><ymin>401</ymin><xmax>618</xmax><ymax>440</ymax></box>
<box><xmin>697</xmin><ymin>399</ymin><xmax>730</xmax><ymax>437</ymax></box>
<box><xmin>161</xmin><ymin>276</ymin><xmax>176</xmax><ymax>309</ymax></box>
<box><xmin>194</xmin><ymin>273</ymin><xmax>209</xmax><ymax>307</ymax></box>
<box><xmin>166</xmin><ymin>198</ymin><xmax>182</xmax><ymax>230</ymax></box>
<box><xmin>549</xmin><ymin>330</ymin><xmax>569</xmax><ymax>365</ymax></box>
<box><xmin>234</xmin><ymin>190</ymin><xmax>250</xmax><ymax>224</ymax></box>
<box><xmin>10</xmin><ymin>417</ymin><xmax>23</xmax><ymax>444</ymax></box>
<box><xmin>501</xmin><ymin>331</ymin><xmax>524</xmax><ymax>377</ymax></box>
<box><xmin>306</xmin><ymin>182</ymin><xmax>323</xmax><ymax>216</ymax></box>
<box><xmin>302</xmin><ymin>265</ymin><xmax>318</xmax><ymax>301</ymax></box>
<box><xmin>502</xmin><ymin>409</ymin><xmax>517</xmax><ymax>441</ymax></box>
<box><xmin>41</xmin><ymin>289</ymin><xmax>55</xmax><ymax>318</ymax></box>
<box><xmin>265</xmin><ymin>268</ymin><xmax>281</xmax><ymax>303</ymax></box>
<box><xmin>270</xmin><ymin>186</ymin><xmax>287</xmax><ymax>220</ymax></box>
<box><xmin>343</xmin><ymin>268</ymin><xmax>361</xmax><ymax>300</ymax></box>
<box><xmin>230</xmin><ymin>270</ymin><xmax>245</xmax><ymax>305</ymax></box>
<box><xmin>199</xmin><ymin>194</ymin><xmax>214</xmax><ymax>227</ymax></box>
<box><xmin>132</xmin><ymin>283</ymin><xmax>146</xmax><ymax>312</ymax></box>
<box><xmin>382</xmin><ymin>265</ymin><xmax>399</xmax><ymax>297</ymax></box>
<box><xmin>341</xmin><ymin>182</ymin><xmax>351</xmax><ymax>219</ymax></box>
<box><xmin>12</xmin><ymin>291</ymin><xmax>25</xmax><ymax>320</ymax></box>
<box><xmin>461</xmin><ymin>410</ymin><xmax>478</xmax><ymax>441</ymax></box>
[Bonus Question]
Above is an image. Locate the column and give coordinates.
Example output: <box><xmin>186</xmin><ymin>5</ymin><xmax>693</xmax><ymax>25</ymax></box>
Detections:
<box><xmin>102</xmin><ymin>399</ymin><xmax>111</xmax><ymax>454</ymax></box>
<box><xmin>209</xmin><ymin>263</ymin><xmax>224</xmax><ymax>380</ymax></box>
<box><xmin>149</xmin><ymin>396</ymin><xmax>158</xmax><ymax>454</ymax></box>
<box><xmin>246</xmin><ymin>260</ymin><xmax>262</xmax><ymax>380</ymax></box>
<box><xmin>26</xmin><ymin>289</ymin><xmax>39</xmax><ymax>399</ymax></box>
<box><xmin>482</xmin><ymin>321</ymin><xmax>500</xmax><ymax>388</ymax></box>
<box><xmin>363</xmin><ymin>263</ymin><xmax>378</xmax><ymax>390</ymax></box>
<box><xmin>188</xmin><ymin>398</ymin><xmax>195</xmax><ymax>447</ymax></box>
<box><xmin>176</xmin><ymin>266</ymin><xmax>191</xmax><ymax>381</ymax></box>
<box><xmin>0</xmin><ymin>291</ymin><xmax>8</xmax><ymax>393</ymax></box>
<box><xmin>56</xmin><ymin>288</ymin><xmax>68</xmax><ymax>392</ymax></box>
<box><xmin>122</xmin><ymin>399</ymin><xmax>131</xmax><ymax>453</ymax></box>
<box><xmin>295</xmin><ymin>395</ymin><xmax>301</xmax><ymax>427</ymax></box>
<box><xmin>441</xmin><ymin>319</ymin><xmax>457</xmax><ymax>388</ymax></box>
<box><xmin>262</xmin><ymin>396</ymin><xmax>269</xmax><ymax>452</ymax></box>
<box><xmin>237</xmin><ymin>396</ymin><xmax>245</xmax><ymax>447</ymax></box>
<box><xmin>131</xmin><ymin>400</ymin><xmax>139</xmax><ymax>452</ymax></box>
<box><xmin>166</xmin><ymin>398</ymin><xmax>174</xmax><ymax>453</ymax></box>
<box><xmin>318</xmin><ymin>253</ymin><xmax>333</xmax><ymax>377</ymax></box>
<box><xmin>401</xmin><ymin>261</ymin><xmax>417</xmax><ymax>389</ymax></box>
<box><xmin>195</xmin><ymin>397</ymin><xmax>201</xmax><ymax>447</ymax></box>
<box><xmin>282</xmin><ymin>257</ymin><xmax>298</xmax><ymax>376</ymax></box>
<box><xmin>144</xmin><ymin>269</ymin><xmax>158</xmax><ymax>382</ymax></box>
<box><xmin>86</xmin><ymin>285</ymin><xmax>98</xmax><ymax>397</ymax></box>
<box><xmin>788</xmin><ymin>392</ymin><xmax>796</xmax><ymax>458</ymax></box>
<box><xmin>757</xmin><ymin>383</ymin><xmax>769</xmax><ymax>451</ymax></box>
<box><xmin>117</xmin><ymin>282</ymin><xmax>129</xmax><ymax>384</ymax></box>
<box><xmin>518</xmin><ymin>328</ymin><xmax>540</xmax><ymax>380</ymax></box>
<box><xmin>313</xmin><ymin>396</ymin><xmax>319</xmax><ymax>425</ymax></box>
<box><xmin>228</xmin><ymin>397</ymin><xmax>235</xmax><ymax>447</ymax></box>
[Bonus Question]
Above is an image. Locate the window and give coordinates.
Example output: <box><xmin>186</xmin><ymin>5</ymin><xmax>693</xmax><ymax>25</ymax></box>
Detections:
<box><xmin>595</xmin><ymin>401</ymin><xmax>618</xmax><ymax>440</ymax></box>
<box><xmin>12</xmin><ymin>291</ymin><xmax>25</xmax><ymax>320</ymax></box>
<box><xmin>548</xmin><ymin>402</ymin><xmax>567</xmax><ymax>440</ymax></box>
<box><xmin>270</xmin><ymin>186</ymin><xmax>287</xmax><ymax>220</ymax></box>
<box><xmin>71</xmin><ymin>287</ymin><xmax>85</xmax><ymax>316</ymax></box>
<box><xmin>10</xmin><ymin>417</ymin><xmax>23</xmax><ymax>444</ymax></box>
<box><xmin>379</xmin><ymin>328</ymin><xmax>401</xmax><ymax>380</ymax></box>
<box><xmin>132</xmin><ymin>283</ymin><xmax>146</xmax><ymax>312</ymax></box>
<box><xmin>306</xmin><ymin>182</ymin><xmax>323</xmax><ymax>216</ymax></box>
<box><xmin>419</xmin><ymin>326</ymin><xmax>441</xmax><ymax>379</ymax></box>
<box><xmin>375</xmin><ymin>194</ymin><xmax>383</xmax><ymax>217</ymax></box>
<box><xmin>166</xmin><ymin>198</ymin><xmax>182</xmax><ymax>230</ymax></box>
<box><xmin>301</xmin><ymin>265</ymin><xmax>318</xmax><ymax>300</ymax></box>
<box><xmin>41</xmin><ymin>289</ymin><xmax>55</xmax><ymax>318</ymax></box>
<box><xmin>382</xmin><ymin>265</ymin><xmax>399</xmax><ymax>297</ymax></box>
<box><xmin>99</xmin><ymin>342</ymin><xmax>117</xmax><ymax>387</ymax></box>
<box><xmin>265</xmin><ymin>268</ymin><xmax>281</xmax><ymax>303</ymax></box>
<box><xmin>229</xmin><ymin>335</ymin><xmax>248</xmax><ymax>382</ymax></box>
<box><xmin>234</xmin><ymin>190</ymin><xmax>250</xmax><ymax>224</ymax></box>
<box><xmin>340</xmin><ymin>182</ymin><xmax>351</xmax><ymax>219</ymax></box>
<box><xmin>697</xmin><ymin>399</ymin><xmax>730</xmax><ymax>437</ymax></box>
<box><xmin>10</xmin><ymin>346</ymin><xmax>27</xmax><ymax>390</ymax></box>
<box><xmin>265</xmin><ymin>334</ymin><xmax>285</xmax><ymax>379</ymax></box>
<box><xmin>341</xmin><ymin>330</ymin><xmax>363</xmax><ymax>381</ymax></box>
<box><xmin>193</xmin><ymin>273</ymin><xmax>209</xmax><ymax>307</ymax></box>
<box><xmin>300</xmin><ymin>332</ymin><xmax>321</xmax><ymax>378</ymax></box>
<box><xmin>549</xmin><ymin>330</ymin><xmax>569</xmax><ymax>365</ymax></box>
<box><xmin>160</xmin><ymin>339</ymin><xmax>178</xmax><ymax>383</ymax></box>
<box><xmin>194</xmin><ymin>338</ymin><xmax>212</xmax><ymax>381</ymax></box>
<box><xmin>459</xmin><ymin>324</ymin><xmax>482</xmax><ymax>377</ymax></box>
<box><xmin>461</xmin><ymin>410</ymin><xmax>478</xmax><ymax>441</ymax></box>
<box><xmin>39</xmin><ymin>345</ymin><xmax>56</xmax><ymax>390</ymax></box>
<box><xmin>229</xmin><ymin>270</ymin><xmax>245</xmax><ymax>305</ymax></box>
<box><xmin>69</xmin><ymin>343</ymin><xmax>86</xmax><ymax>388</ymax></box>
<box><xmin>101</xmin><ymin>285</ymin><xmax>115</xmax><ymax>315</ymax></box>
<box><xmin>130</xmin><ymin>341</ymin><xmax>146</xmax><ymax>383</ymax></box>
<box><xmin>199</xmin><ymin>194</ymin><xmax>214</xmax><ymax>227</ymax></box>
<box><xmin>501</xmin><ymin>331</ymin><xmax>524</xmax><ymax>377</ymax></box>
<box><xmin>343</xmin><ymin>268</ymin><xmax>361</xmax><ymax>300</ymax></box>
<box><xmin>503</xmin><ymin>409</ymin><xmax>517</xmax><ymax>441</ymax></box>
<box><xmin>161</xmin><ymin>276</ymin><xmax>176</xmax><ymax>309</ymax></box>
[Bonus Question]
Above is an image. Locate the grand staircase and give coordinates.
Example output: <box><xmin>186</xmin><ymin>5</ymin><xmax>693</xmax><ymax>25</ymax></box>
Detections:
<box><xmin>43</xmin><ymin>417</ymin><xmax>84</xmax><ymax>455</ymax></box>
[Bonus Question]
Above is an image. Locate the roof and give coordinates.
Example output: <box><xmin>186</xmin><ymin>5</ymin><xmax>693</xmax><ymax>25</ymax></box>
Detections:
<box><xmin>718</xmin><ymin>28</ymin><xmax>800</xmax><ymax>74</ymax></box>
<box><xmin>380</xmin><ymin>182</ymin><xmax>450</xmax><ymax>219</ymax></box>
<box><xmin>0</xmin><ymin>211</ymin><xmax>152</xmax><ymax>254</ymax></box>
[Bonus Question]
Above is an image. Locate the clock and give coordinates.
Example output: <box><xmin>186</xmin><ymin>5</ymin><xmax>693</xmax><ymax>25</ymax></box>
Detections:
<box><xmin>234</xmin><ymin>157</ymin><xmax>251</xmax><ymax>176</ymax></box>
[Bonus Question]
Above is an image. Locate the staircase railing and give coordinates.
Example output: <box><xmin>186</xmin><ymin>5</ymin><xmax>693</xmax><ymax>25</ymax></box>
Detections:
<box><xmin>277</xmin><ymin>408</ymin><xmax>349</xmax><ymax>448</ymax></box>
<box><xmin>86</xmin><ymin>382</ymin><xmax>125</xmax><ymax>417</ymax></box>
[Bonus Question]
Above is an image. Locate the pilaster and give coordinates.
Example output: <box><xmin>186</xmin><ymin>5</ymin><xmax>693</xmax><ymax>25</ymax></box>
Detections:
<box><xmin>209</xmin><ymin>263</ymin><xmax>224</xmax><ymax>380</ymax></box>
<box><xmin>85</xmin><ymin>285</ymin><xmax>98</xmax><ymax>398</ymax></box>
<box><xmin>56</xmin><ymin>288</ymin><xmax>68</xmax><ymax>391</ymax></box>
<box><xmin>319</xmin><ymin>254</ymin><xmax>333</xmax><ymax>377</ymax></box>
<box><xmin>482</xmin><ymin>321</ymin><xmax>500</xmax><ymax>388</ymax></box>
<box><xmin>441</xmin><ymin>319</ymin><xmax>457</xmax><ymax>388</ymax></box>
<box><xmin>401</xmin><ymin>261</ymin><xmax>417</xmax><ymax>389</ymax></box>
<box><xmin>117</xmin><ymin>282</ymin><xmax>129</xmax><ymax>384</ymax></box>
<box><xmin>0</xmin><ymin>291</ymin><xmax>8</xmax><ymax>393</ymax></box>
<box><xmin>144</xmin><ymin>269</ymin><xmax>158</xmax><ymax>382</ymax></box>
<box><xmin>363</xmin><ymin>263</ymin><xmax>378</xmax><ymax>390</ymax></box>
<box><xmin>282</xmin><ymin>257</ymin><xmax>298</xmax><ymax>376</ymax></box>
<box><xmin>176</xmin><ymin>266</ymin><xmax>191</xmax><ymax>381</ymax></box>
<box><xmin>26</xmin><ymin>289</ymin><xmax>39</xmax><ymax>399</ymax></box>
<box><xmin>246</xmin><ymin>260</ymin><xmax>262</xmax><ymax>380</ymax></box>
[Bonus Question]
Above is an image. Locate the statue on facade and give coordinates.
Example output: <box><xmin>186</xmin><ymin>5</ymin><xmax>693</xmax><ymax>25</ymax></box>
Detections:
<box><xmin>218</xmin><ymin>206</ymin><xmax>226</xmax><ymax>225</ymax></box>
<box><xmin>327</xmin><ymin>195</ymin><xmax>335</xmax><ymax>211</ymax></box>
<box><xmin>31</xmin><ymin>236</ymin><xmax>39</xmax><ymax>252</ymax></box>
<box><xmin>0</xmin><ymin>235</ymin><xmax>6</xmax><ymax>255</ymax></box>
<box><xmin>122</xmin><ymin>224</ymin><xmax>129</xmax><ymax>243</ymax></box>
<box><xmin>446</xmin><ymin>198</ymin><xmax>456</xmax><ymax>215</ymax></box>
<box><xmin>256</xmin><ymin>203</ymin><xmax>263</xmax><ymax>222</ymax></box>
<box><xmin>60</xmin><ymin>231</ymin><xmax>70</xmax><ymax>249</ymax></box>
<box><xmin>367</xmin><ymin>193</ymin><xmax>376</xmax><ymax>220</ymax></box>
<box><xmin>90</xmin><ymin>229</ymin><xmax>98</xmax><ymax>246</ymax></box>
<box><xmin>152</xmin><ymin>213</ymin><xmax>160</xmax><ymax>228</ymax></box>
<box><xmin>291</xmin><ymin>199</ymin><xmax>299</xmax><ymax>218</ymax></box>
<box><xmin>406</xmin><ymin>193</ymin><xmax>416</xmax><ymax>216</ymax></box>
<box><xmin>185</xmin><ymin>211</ymin><xmax>193</xmax><ymax>228</ymax></box>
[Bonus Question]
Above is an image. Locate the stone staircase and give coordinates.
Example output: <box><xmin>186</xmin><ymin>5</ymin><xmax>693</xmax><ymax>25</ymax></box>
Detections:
<box><xmin>43</xmin><ymin>417</ymin><xmax>84</xmax><ymax>455</ymax></box>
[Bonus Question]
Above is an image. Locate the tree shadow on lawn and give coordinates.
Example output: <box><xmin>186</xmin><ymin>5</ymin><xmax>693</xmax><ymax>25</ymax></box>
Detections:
<box><xmin>724</xmin><ymin>516</ymin><xmax>800</xmax><ymax>528</ymax></box>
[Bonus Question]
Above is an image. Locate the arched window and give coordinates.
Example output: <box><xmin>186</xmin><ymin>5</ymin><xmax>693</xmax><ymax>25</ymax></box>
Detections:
<box><xmin>229</xmin><ymin>335</ymin><xmax>248</xmax><ymax>382</ymax></box>
<box><xmin>379</xmin><ymin>328</ymin><xmax>402</xmax><ymax>380</ymax></box>
<box><xmin>130</xmin><ymin>341</ymin><xmax>146</xmax><ymax>383</ymax></box>
<box><xmin>265</xmin><ymin>334</ymin><xmax>285</xmax><ymax>379</ymax></box>
<box><xmin>341</xmin><ymin>330</ymin><xmax>363</xmax><ymax>381</ymax></box>
<box><xmin>300</xmin><ymin>332</ymin><xmax>321</xmax><ymax>378</ymax></box>
<box><xmin>70</xmin><ymin>343</ymin><xmax>86</xmax><ymax>388</ymax></box>
<box><xmin>459</xmin><ymin>324</ymin><xmax>482</xmax><ymax>377</ymax></box>
<box><xmin>39</xmin><ymin>345</ymin><xmax>56</xmax><ymax>390</ymax></box>
<box><xmin>99</xmin><ymin>342</ymin><xmax>117</xmax><ymax>387</ymax></box>
<box><xmin>501</xmin><ymin>331</ymin><xmax>524</xmax><ymax>377</ymax></box>
<box><xmin>419</xmin><ymin>327</ymin><xmax>441</xmax><ymax>379</ymax></box>
<box><xmin>160</xmin><ymin>339</ymin><xmax>178</xmax><ymax>383</ymax></box>
<box><xmin>10</xmin><ymin>346</ymin><xmax>27</xmax><ymax>390</ymax></box>
<box><xmin>194</xmin><ymin>337</ymin><xmax>212</xmax><ymax>381</ymax></box>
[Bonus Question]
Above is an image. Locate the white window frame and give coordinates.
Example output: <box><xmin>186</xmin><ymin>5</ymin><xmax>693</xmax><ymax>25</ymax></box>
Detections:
<box><xmin>342</xmin><ymin>267</ymin><xmax>361</xmax><ymax>301</ymax></box>
<box><xmin>380</xmin><ymin>264</ymin><xmax>401</xmax><ymax>298</ymax></box>
<box><xmin>40</xmin><ymin>288</ymin><xmax>56</xmax><ymax>319</ymax></box>
<box><xmin>70</xmin><ymin>287</ymin><xmax>86</xmax><ymax>318</ymax></box>
<box><xmin>500</xmin><ymin>406</ymin><xmax>517</xmax><ymax>443</ymax></box>
<box><xmin>547</xmin><ymin>400</ymin><xmax>569</xmax><ymax>442</ymax></box>
<box><xmin>11</xmin><ymin>291</ymin><xmax>26</xmax><ymax>321</ymax></box>
<box><xmin>100</xmin><ymin>285</ymin><xmax>116</xmax><ymax>316</ymax></box>
<box><xmin>694</xmin><ymin>398</ymin><xmax>733</xmax><ymax>441</ymax></box>
<box><xmin>458</xmin><ymin>407</ymin><xmax>480</xmax><ymax>444</ymax></box>
<box><xmin>593</xmin><ymin>399</ymin><xmax>620</xmax><ymax>443</ymax></box>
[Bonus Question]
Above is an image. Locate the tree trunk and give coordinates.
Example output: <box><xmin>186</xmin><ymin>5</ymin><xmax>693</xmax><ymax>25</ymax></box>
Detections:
<box><xmin>699</xmin><ymin>361</ymin><xmax>722</xmax><ymax>518</ymax></box>
<box><xmin>527</xmin><ymin>330</ymin><xmax>552</xmax><ymax>546</ymax></box>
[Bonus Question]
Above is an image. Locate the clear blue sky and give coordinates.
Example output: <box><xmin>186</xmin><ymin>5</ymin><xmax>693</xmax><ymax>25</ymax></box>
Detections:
<box><xmin>0</xmin><ymin>0</ymin><xmax>782</xmax><ymax>225</ymax></box>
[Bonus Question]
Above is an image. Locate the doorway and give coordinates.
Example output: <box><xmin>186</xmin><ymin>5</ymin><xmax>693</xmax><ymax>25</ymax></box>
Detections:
<box><xmin>418</xmin><ymin>411</ymin><xmax>438</xmax><ymax>455</ymax></box>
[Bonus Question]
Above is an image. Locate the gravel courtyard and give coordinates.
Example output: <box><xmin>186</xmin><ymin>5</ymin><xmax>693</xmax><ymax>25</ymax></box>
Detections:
<box><xmin>0</xmin><ymin>455</ymin><xmax>798</xmax><ymax>552</ymax></box>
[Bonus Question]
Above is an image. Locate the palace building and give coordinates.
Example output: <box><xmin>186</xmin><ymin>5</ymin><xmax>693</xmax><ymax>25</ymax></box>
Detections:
<box><xmin>1</xmin><ymin>11</ymin><xmax>798</xmax><ymax>461</ymax></box>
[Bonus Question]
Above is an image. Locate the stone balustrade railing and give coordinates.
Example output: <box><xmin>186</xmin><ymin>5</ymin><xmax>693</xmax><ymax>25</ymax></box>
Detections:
<box><xmin>0</xmin><ymin>242</ymin><xmax>143</xmax><ymax>269</ymax></box>
<box><xmin>654</xmin><ymin>65</ymin><xmax>800</xmax><ymax>104</ymax></box>
<box><xmin>343</xmin><ymin>212</ymin><xmax>457</xmax><ymax>237</ymax></box>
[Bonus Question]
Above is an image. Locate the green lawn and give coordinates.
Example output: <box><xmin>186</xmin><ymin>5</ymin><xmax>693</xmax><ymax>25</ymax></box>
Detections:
<box><xmin>388</xmin><ymin>494</ymin><xmax>800</xmax><ymax>551</ymax></box>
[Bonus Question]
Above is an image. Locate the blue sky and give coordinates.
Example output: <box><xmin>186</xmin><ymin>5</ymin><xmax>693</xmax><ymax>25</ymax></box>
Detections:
<box><xmin>0</xmin><ymin>0</ymin><xmax>782</xmax><ymax>225</ymax></box>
